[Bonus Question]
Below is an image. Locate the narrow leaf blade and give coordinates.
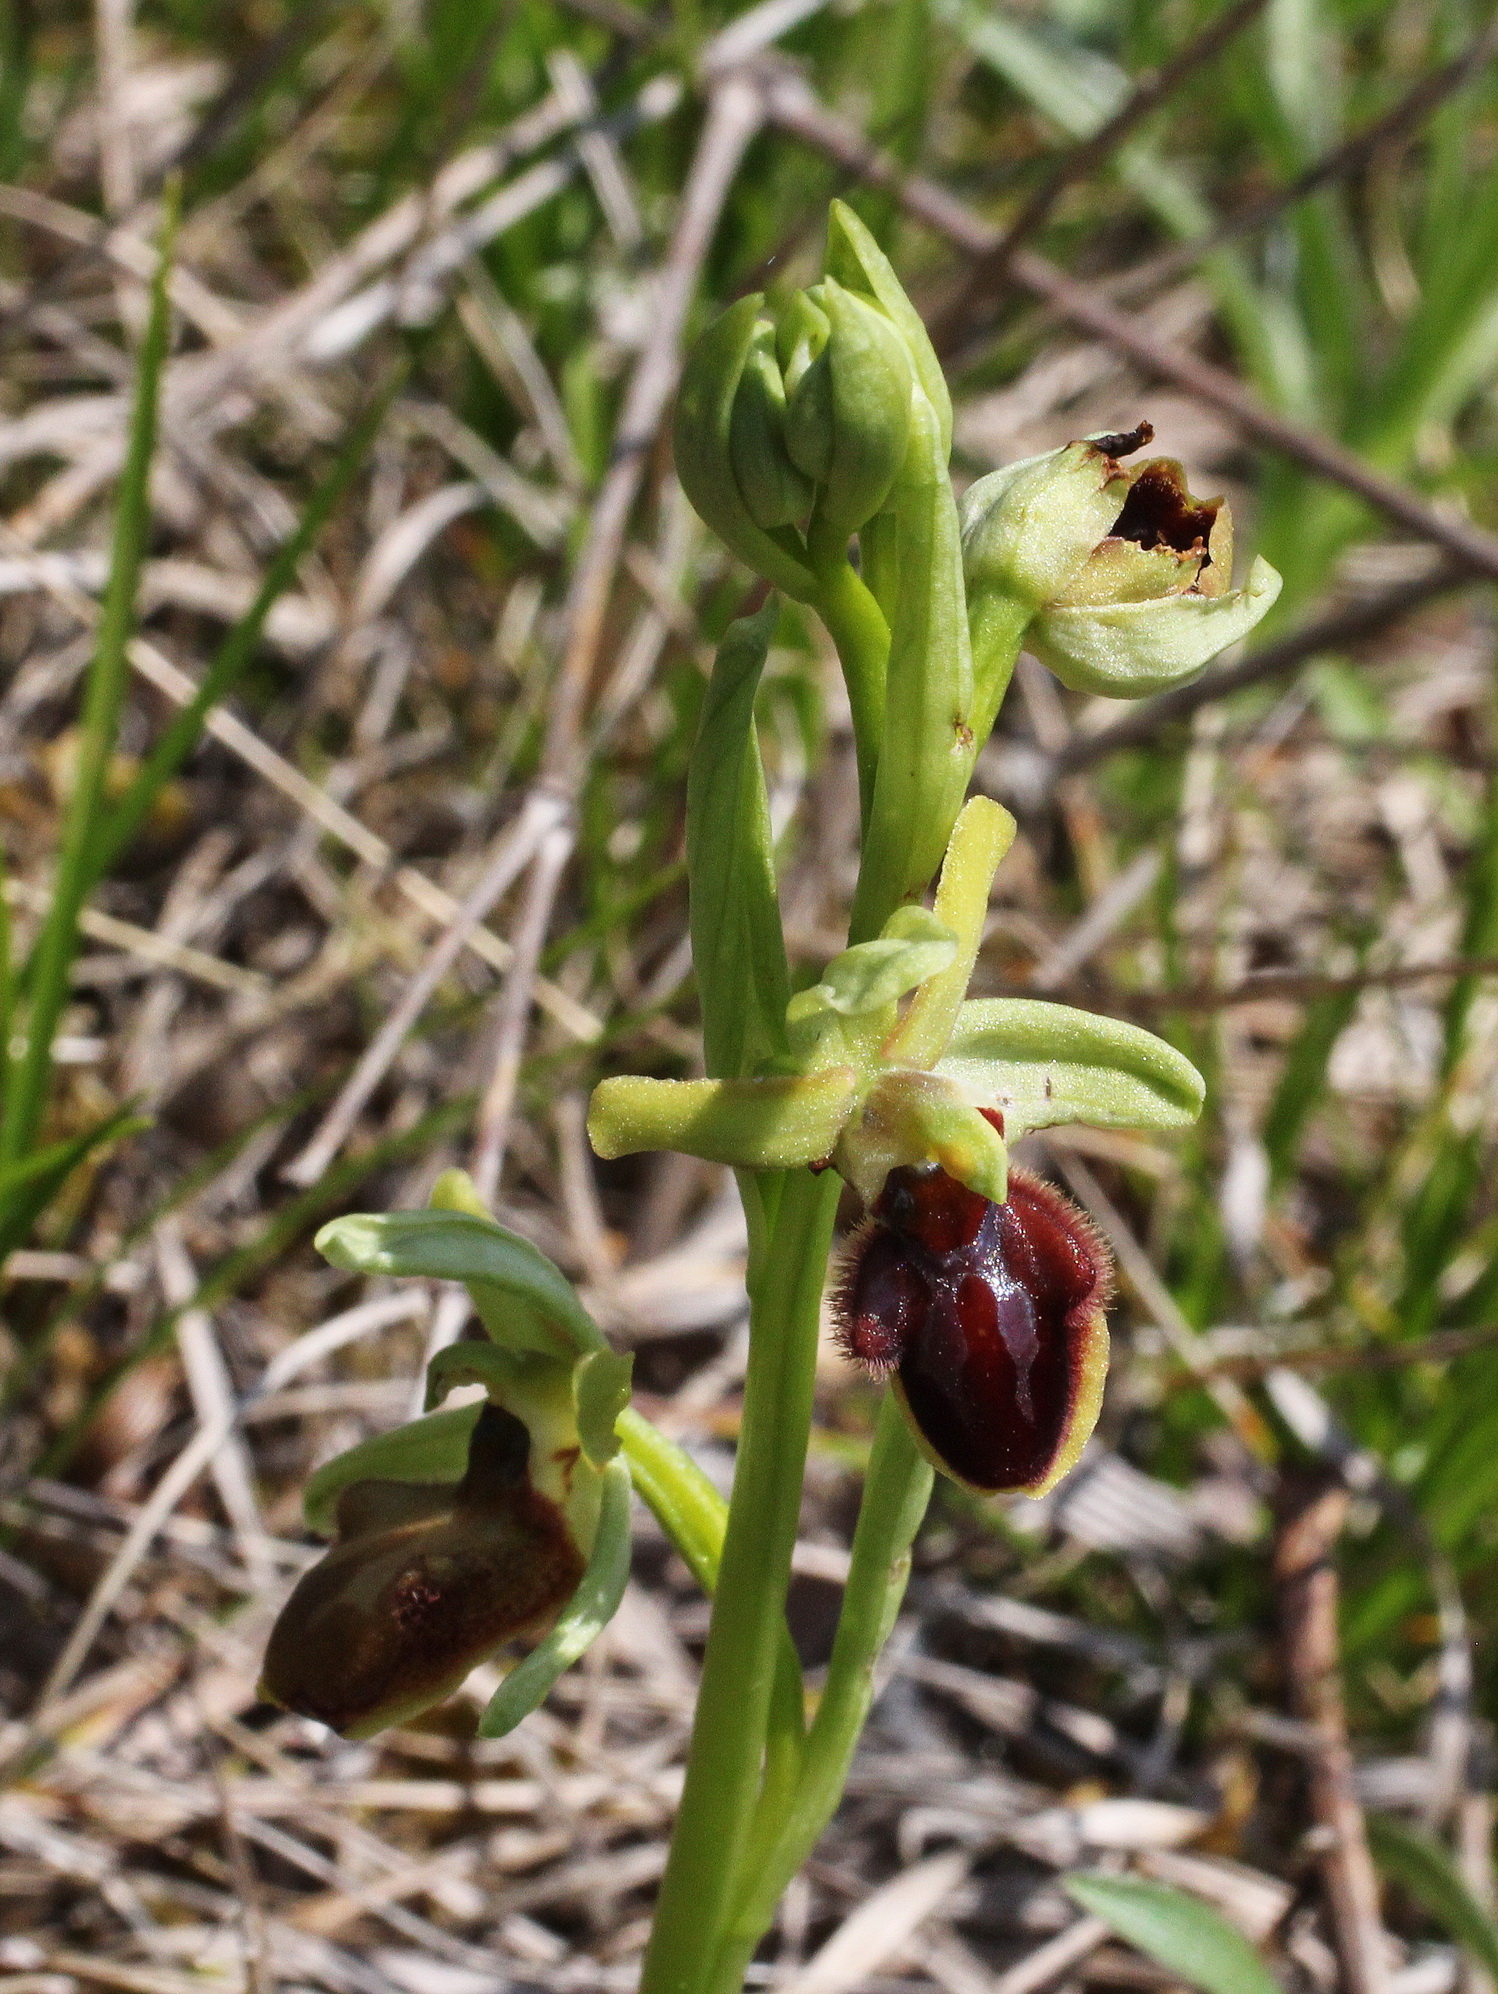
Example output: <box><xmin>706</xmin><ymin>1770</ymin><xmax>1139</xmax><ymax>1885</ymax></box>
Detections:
<box><xmin>1064</xmin><ymin>1873</ymin><xmax>1282</xmax><ymax>1994</ymax></box>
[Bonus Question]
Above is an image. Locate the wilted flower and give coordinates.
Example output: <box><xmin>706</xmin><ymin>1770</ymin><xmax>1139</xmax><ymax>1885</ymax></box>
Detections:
<box><xmin>260</xmin><ymin>1399</ymin><xmax>589</xmax><ymax>1738</ymax></box>
<box><xmin>260</xmin><ymin>1176</ymin><xmax>636</xmax><ymax>1740</ymax></box>
<box><xmin>961</xmin><ymin>423</ymin><xmax>1281</xmax><ymax>697</ymax></box>
<box><xmin>834</xmin><ymin>1120</ymin><xmax>1113</xmax><ymax>1496</ymax></box>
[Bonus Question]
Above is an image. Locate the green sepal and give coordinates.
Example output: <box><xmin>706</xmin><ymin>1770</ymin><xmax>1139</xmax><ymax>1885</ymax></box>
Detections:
<box><xmin>315</xmin><ymin>1206</ymin><xmax>603</xmax><ymax>1356</ymax></box>
<box><xmin>574</xmin><ymin>1349</ymin><xmax>635</xmax><ymax>1467</ymax></box>
<box><xmin>824</xmin><ymin>199</ymin><xmax>952</xmax><ymax>460</ymax></box>
<box><xmin>588</xmin><ymin>1068</ymin><xmax>858</xmax><ymax>1168</ymax></box>
<box><xmin>686</xmin><ymin>601</ymin><xmax>792</xmax><ymax>1080</ymax></box>
<box><xmin>302</xmin><ymin>1403</ymin><xmax>481</xmax><ymax>1536</ymax></box>
<box><xmin>478</xmin><ymin>1455</ymin><xmax>633</xmax><ymax>1738</ymax></box>
<box><xmin>731</xmin><ymin>322</ymin><xmax>812</xmax><ymax>531</ymax></box>
<box><xmin>814</xmin><ymin>907</ymin><xmax>956</xmax><ymax>1018</ymax></box>
<box><xmin>1029</xmin><ymin>555</ymin><xmax>1282</xmax><ymax>696</ymax></box>
<box><xmin>960</xmin><ymin>439</ymin><xmax>1132</xmax><ymax>614</ymax></box>
<box><xmin>674</xmin><ymin>296</ymin><xmax>818</xmax><ymax>600</ymax></box>
<box><xmin>799</xmin><ymin>278</ymin><xmax>915</xmax><ymax>569</ymax></box>
<box><xmin>616</xmin><ymin>1406</ymin><xmax>726</xmax><ymax>1594</ymax></box>
<box><xmin>937</xmin><ymin>998</ymin><xmax>1205</xmax><ymax>1135</ymax></box>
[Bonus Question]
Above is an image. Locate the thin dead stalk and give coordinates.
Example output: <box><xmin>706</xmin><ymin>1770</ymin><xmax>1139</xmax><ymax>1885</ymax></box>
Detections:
<box><xmin>461</xmin><ymin>73</ymin><xmax>764</xmax><ymax>1196</ymax></box>
<box><xmin>1274</xmin><ymin>1471</ymin><xmax>1392</xmax><ymax>1994</ymax></box>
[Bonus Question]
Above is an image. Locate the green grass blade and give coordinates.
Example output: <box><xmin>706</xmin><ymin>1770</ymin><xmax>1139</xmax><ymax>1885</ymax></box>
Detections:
<box><xmin>0</xmin><ymin>191</ymin><xmax>177</xmax><ymax>1183</ymax></box>
<box><xmin>1367</xmin><ymin>1814</ymin><xmax>1498</xmax><ymax>1978</ymax></box>
<box><xmin>88</xmin><ymin>366</ymin><xmax>403</xmax><ymax>888</ymax></box>
<box><xmin>0</xmin><ymin>1106</ymin><xmax>149</xmax><ymax>1263</ymax></box>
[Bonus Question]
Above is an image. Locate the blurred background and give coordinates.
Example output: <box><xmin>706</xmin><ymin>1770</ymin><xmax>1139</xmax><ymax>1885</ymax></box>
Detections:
<box><xmin>3</xmin><ymin>0</ymin><xmax>1498</xmax><ymax>1987</ymax></box>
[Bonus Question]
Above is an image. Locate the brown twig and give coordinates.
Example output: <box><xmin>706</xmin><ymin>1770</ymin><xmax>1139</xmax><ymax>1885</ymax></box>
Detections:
<box><xmin>1102</xmin><ymin>9</ymin><xmax>1498</xmax><ymax>309</ymax></box>
<box><xmin>1274</xmin><ymin>1470</ymin><xmax>1392</xmax><ymax>1994</ymax></box>
<box><xmin>929</xmin><ymin>0</ymin><xmax>1271</xmax><ymax>350</ymax></box>
<box><xmin>1092</xmin><ymin>950</ymin><xmax>1498</xmax><ymax>1015</ymax></box>
<box><xmin>758</xmin><ymin>67</ymin><xmax>1498</xmax><ymax>585</ymax></box>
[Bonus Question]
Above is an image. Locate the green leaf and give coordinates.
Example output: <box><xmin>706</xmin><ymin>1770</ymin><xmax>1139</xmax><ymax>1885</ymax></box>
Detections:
<box><xmin>938</xmin><ymin>999</ymin><xmax>1204</xmax><ymax>1137</ymax></box>
<box><xmin>686</xmin><ymin>601</ymin><xmax>793</xmax><ymax>1080</ymax></box>
<box><xmin>1367</xmin><ymin>1814</ymin><xmax>1498</xmax><ymax>1978</ymax></box>
<box><xmin>0</xmin><ymin>196</ymin><xmax>175</xmax><ymax>1177</ymax></box>
<box><xmin>478</xmin><ymin>1456</ymin><xmax>633</xmax><ymax>1737</ymax></box>
<box><xmin>303</xmin><ymin>1403</ymin><xmax>481</xmax><ymax>1535</ymax></box>
<box><xmin>1064</xmin><ymin>1873</ymin><xmax>1282</xmax><ymax>1994</ymax></box>
<box><xmin>315</xmin><ymin>1209</ymin><xmax>603</xmax><ymax>1356</ymax></box>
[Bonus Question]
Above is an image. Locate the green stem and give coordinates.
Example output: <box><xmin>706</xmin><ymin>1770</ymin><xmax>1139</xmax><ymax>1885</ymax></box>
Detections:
<box><xmin>705</xmin><ymin>1397</ymin><xmax>931</xmax><ymax>1991</ymax></box>
<box><xmin>638</xmin><ymin>1166</ymin><xmax>839</xmax><ymax>1994</ymax></box>
<box><xmin>813</xmin><ymin>560</ymin><xmax>890</xmax><ymax>831</ymax></box>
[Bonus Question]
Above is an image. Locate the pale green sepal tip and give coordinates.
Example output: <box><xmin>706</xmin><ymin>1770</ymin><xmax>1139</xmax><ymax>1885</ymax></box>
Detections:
<box><xmin>477</xmin><ymin>1456</ymin><xmax>633</xmax><ymax>1739</ymax></box>
<box><xmin>937</xmin><ymin>997</ymin><xmax>1205</xmax><ymax>1136</ymax></box>
<box><xmin>1029</xmin><ymin>556</ymin><xmax>1282</xmax><ymax>696</ymax></box>
<box><xmin>301</xmin><ymin>1402</ymin><xmax>480</xmax><ymax>1536</ymax></box>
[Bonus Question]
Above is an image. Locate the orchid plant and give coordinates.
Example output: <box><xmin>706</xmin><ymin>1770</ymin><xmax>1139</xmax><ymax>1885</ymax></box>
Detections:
<box><xmin>261</xmin><ymin>204</ymin><xmax>1280</xmax><ymax>1993</ymax></box>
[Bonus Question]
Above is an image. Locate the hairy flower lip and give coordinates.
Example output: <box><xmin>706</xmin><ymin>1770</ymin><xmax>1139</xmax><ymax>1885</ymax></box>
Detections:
<box><xmin>834</xmin><ymin>1159</ymin><xmax>1115</xmax><ymax>1498</ymax></box>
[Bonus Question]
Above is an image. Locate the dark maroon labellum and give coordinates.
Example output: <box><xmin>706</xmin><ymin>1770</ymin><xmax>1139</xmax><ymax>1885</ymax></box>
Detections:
<box><xmin>834</xmin><ymin>1144</ymin><xmax>1112</xmax><ymax>1495</ymax></box>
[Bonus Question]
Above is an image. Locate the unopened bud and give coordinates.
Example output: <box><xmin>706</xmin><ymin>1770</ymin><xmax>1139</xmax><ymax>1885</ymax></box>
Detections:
<box><xmin>730</xmin><ymin>320</ymin><xmax>812</xmax><ymax>530</ymax></box>
<box><xmin>835</xmin><ymin>1141</ymin><xmax>1112</xmax><ymax>1496</ymax></box>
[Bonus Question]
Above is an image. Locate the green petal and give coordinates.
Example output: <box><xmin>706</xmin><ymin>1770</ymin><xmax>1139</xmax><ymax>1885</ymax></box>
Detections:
<box><xmin>817</xmin><ymin>911</ymin><xmax>956</xmax><ymax>1018</ymax></box>
<box><xmin>937</xmin><ymin>998</ymin><xmax>1205</xmax><ymax>1136</ymax></box>
<box><xmin>302</xmin><ymin>1403</ymin><xmax>480</xmax><ymax>1535</ymax></box>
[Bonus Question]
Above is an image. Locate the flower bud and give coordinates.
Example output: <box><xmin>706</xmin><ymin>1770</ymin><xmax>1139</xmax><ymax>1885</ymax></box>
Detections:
<box><xmin>730</xmin><ymin>320</ymin><xmax>813</xmax><ymax>531</ymax></box>
<box><xmin>834</xmin><ymin>1141</ymin><xmax>1112</xmax><ymax>1496</ymax></box>
<box><xmin>260</xmin><ymin>1401</ymin><xmax>588</xmax><ymax>1737</ymax></box>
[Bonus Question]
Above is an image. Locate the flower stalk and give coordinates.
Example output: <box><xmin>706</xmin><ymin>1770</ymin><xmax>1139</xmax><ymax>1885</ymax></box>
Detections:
<box><xmin>261</xmin><ymin>201</ymin><xmax>1280</xmax><ymax>1993</ymax></box>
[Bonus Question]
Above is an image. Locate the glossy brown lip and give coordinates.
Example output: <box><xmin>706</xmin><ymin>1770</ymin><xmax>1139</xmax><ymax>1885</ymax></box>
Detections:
<box><xmin>835</xmin><ymin>1162</ymin><xmax>1113</xmax><ymax>1494</ymax></box>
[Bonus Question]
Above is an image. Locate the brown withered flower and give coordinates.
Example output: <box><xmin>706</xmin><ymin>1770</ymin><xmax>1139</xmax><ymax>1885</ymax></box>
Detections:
<box><xmin>260</xmin><ymin>1402</ymin><xmax>586</xmax><ymax>1738</ymax></box>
